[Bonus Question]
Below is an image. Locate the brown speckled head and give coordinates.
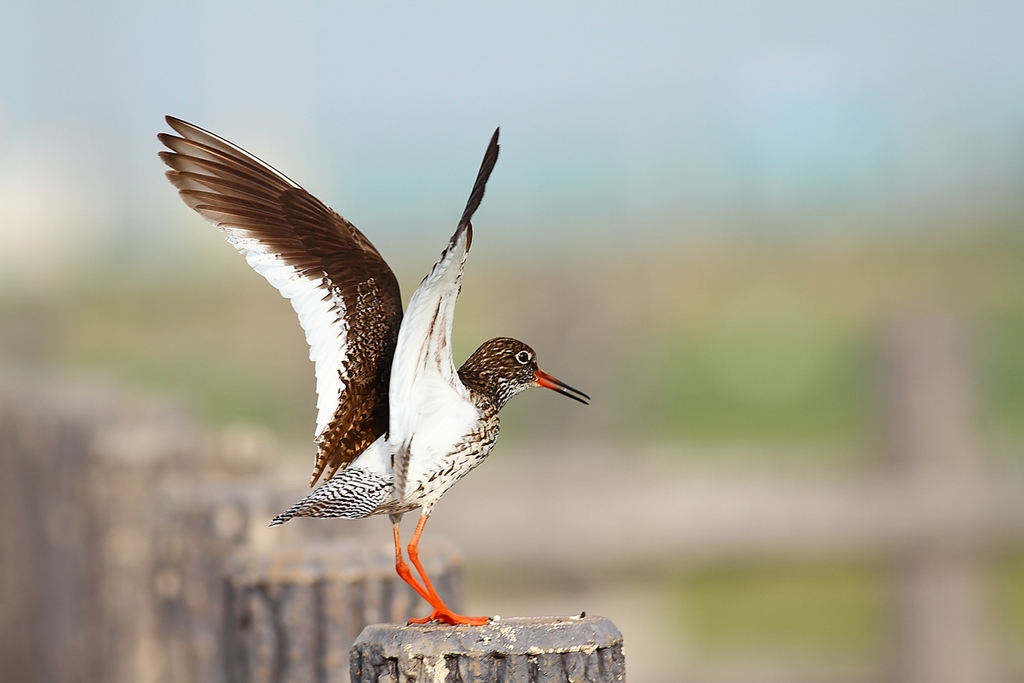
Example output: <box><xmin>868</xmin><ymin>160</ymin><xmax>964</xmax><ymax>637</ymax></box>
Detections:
<box><xmin>457</xmin><ymin>337</ymin><xmax>590</xmax><ymax>411</ymax></box>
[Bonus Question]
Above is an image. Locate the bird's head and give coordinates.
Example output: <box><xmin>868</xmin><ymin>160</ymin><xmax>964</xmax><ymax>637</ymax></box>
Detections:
<box><xmin>458</xmin><ymin>337</ymin><xmax>590</xmax><ymax>410</ymax></box>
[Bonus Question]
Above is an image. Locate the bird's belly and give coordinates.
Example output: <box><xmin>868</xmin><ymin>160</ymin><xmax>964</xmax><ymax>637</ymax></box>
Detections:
<box><xmin>403</xmin><ymin>429</ymin><xmax>498</xmax><ymax>508</ymax></box>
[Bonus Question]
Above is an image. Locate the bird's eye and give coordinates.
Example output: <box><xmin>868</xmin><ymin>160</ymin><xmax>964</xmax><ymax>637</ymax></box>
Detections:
<box><xmin>515</xmin><ymin>350</ymin><xmax>531</xmax><ymax>364</ymax></box>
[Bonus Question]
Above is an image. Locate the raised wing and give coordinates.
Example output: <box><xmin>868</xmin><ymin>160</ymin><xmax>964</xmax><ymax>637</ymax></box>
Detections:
<box><xmin>389</xmin><ymin>128</ymin><xmax>500</xmax><ymax>501</ymax></box>
<box><xmin>158</xmin><ymin>116</ymin><xmax>403</xmax><ymax>486</ymax></box>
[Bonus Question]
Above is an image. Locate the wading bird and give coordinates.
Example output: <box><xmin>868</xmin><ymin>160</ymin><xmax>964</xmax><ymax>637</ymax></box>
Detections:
<box><xmin>158</xmin><ymin>118</ymin><xmax>589</xmax><ymax>625</ymax></box>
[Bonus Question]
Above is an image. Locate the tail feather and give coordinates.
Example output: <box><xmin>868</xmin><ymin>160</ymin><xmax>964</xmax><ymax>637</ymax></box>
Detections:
<box><xmin>267</xmin><ymin>467</ymin><xmax>392</xmax><ymax>527</ymax></box>
<box><xmin>269</xmin><ymin>505</ymin><xmax>302</xmax><ymax>527</ymax></box>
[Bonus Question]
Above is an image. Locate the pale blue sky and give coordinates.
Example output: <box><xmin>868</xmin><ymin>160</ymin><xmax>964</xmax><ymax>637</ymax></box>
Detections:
<box><xmin>1</xmin><ymin>1</ymin><xmax>1022</xmax><ymax>279</ymax></box>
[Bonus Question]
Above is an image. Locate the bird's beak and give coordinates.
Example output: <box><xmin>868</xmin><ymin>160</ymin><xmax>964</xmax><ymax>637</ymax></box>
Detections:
<box><xmin>534</xmin><ymin>370</ymin><xmax>590</xmax><ymax>405</ymax></box>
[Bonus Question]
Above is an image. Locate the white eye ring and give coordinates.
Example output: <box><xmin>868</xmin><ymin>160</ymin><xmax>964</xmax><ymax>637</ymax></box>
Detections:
<box><xmin>515</xmin><ymin>350</ymin><xmax>531</xmax><ymax>364</ymax></box>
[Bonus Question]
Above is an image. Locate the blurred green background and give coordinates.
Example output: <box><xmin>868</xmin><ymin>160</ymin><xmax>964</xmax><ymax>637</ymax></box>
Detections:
<box><xmin>6</xmin><ymin>234</ymin><xmax>1024</xmax><ymax>677</ymax></box>
<box><xmin>6</xmin><ymin>235</ymin><xmax>1024</xmax><ymax>453</ymax></box>
<box><xmin>2</xmin><ymin>2</ymin><xmax>1024</xmax><ymax>681</ymax></box>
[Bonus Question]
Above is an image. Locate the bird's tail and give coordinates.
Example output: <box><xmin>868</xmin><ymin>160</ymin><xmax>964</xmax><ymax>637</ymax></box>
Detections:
<box><xmin>269</xmin><ymin>506</ymin><xmax>300</xmax><ymax>527</ymax></box>
<box><xmin>267</xmin><ymin>467</ymin><xmax>392</xmax><ymax>527</ymax></box>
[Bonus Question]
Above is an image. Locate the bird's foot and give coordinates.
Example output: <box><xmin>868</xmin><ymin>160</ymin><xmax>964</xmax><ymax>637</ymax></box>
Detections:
<box><xmin>408</xmin><ymin>608</ymin><xmax>489</xmax><ymax>626</ymax></box>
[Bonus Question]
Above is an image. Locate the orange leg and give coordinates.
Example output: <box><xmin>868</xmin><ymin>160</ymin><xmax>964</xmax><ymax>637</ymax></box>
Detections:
<box><xmin>392</xmin><ymin>521</ymin><xmax>434</xmax><ymax>605</ymax></box>
<box><xmin>405</xmin><ymin>512</ymin><xmax>489</xmax><ymax>626</ymax></box>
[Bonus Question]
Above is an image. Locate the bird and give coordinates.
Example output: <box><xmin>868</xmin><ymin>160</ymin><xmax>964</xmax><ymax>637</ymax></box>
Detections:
<box><xmin>158</xmin><ymin>117</ymin><xmax>589</xmax><ymax>626</ymax></box>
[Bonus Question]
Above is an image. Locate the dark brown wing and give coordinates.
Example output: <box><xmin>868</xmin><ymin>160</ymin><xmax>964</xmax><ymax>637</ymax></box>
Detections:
<box><xmin>158</xmin><ymin>115</ymin><xmax>403</xmax><ymax>486</ymax></box>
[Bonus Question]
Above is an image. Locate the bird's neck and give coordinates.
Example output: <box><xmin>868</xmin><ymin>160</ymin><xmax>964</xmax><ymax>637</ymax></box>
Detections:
<box><xmin>457</xmin><ymin>361</ymin><xmax>513</xmax><ymax>414</ymax></box>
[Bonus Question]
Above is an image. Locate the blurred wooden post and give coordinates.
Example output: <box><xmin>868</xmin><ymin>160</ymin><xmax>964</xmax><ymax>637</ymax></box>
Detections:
<box><xmin>0</xmin><ymin>380</ymin><xmax>211</xmax><ymax>683</ymax></box>
<box><xmin>0</xmin><ymin>378</ymin><xmax>331</xmax><ymax>683</ymax></box>
<box><xmin>880</xmin><ymin>312</ymin><xmax>996</xmax><ymax>683</ymax></box>
<box><xmin>0</xmin><ymin>385</ymin><xmax>105</xmax><ymax>683</ymax></box>
<box><xmin>350</xmin><ymin>616</ymin><xmax>625</xmax><ymax>683</ymax></box>
<box><xmin>223</xmin><ymin>538</ymin><xmax>462</xmax><ymax>683</ymax></box>
<box><xmin>153</xmin><ymin>477</ymin><xmax>333</xmax><ymax>683</ymax></box>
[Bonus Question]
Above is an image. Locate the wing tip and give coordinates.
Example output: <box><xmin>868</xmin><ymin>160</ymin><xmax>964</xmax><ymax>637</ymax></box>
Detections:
<box><xmin>157</xmin><ymin>131</ymin><xmax>174</xmax><ymax>146</ymax></box>
<box><xmin>457</xmin><ymin>127</ymin><xmax>501</xmax><ymax>230</ymax></box>
<box><xmin>163</xmin><ymin>114</ymin><xmax>193</xmax><ymax>138</ymax></box>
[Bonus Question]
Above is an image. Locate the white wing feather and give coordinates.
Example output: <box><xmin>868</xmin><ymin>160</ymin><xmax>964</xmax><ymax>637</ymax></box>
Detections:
<box><xmin>388</xmin><ymin>225</ymin><xmax>476</xmax><ymax>500</ymax></box>
<box><xmin>227</xmin><ymin>230</ymin><xmax>349</xmax><ymax>441</ymax></box>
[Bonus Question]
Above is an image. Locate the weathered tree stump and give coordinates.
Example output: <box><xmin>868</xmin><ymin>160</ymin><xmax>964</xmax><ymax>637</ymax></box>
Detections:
<box><xmin>350</xmin><ymin>616</ymin><xmax>625</xmax><ymax>683</ymax></box>
<box><xmin>224</xmin><ymin>537</ymin><xmax>463</xmax><ymax>683</ymax></box>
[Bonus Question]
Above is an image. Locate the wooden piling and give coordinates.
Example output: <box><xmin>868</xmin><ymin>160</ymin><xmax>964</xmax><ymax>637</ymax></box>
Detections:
<box><xmin>153</xmin><ymin>476</ymin><xmax>338</xmax><ymax>683</ymax></box>
<box><xmin>880</xmin><ymin>312</ymin><xmax>996</xmax><ymax>683</ymax></box>
<box><xmin>223</xmin><ymin>537</ymin><xmax>463</xmax><ymax>683</ymax></box>
<box><xmin>349</xmin><ymin>615</ymin><xmax>625</xmax><ymax>683</ymax></box>
<box><xmin>0</xmin><ymin>379</ymin><xmax>216</xmax><ymax>683</ymax></box>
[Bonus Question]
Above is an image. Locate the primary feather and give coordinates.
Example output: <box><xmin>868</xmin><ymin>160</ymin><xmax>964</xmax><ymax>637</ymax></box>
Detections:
<box><xmin>158</xmin><ymin>116</ymin><xmax>403</xmax><ymax>486</ymax></box>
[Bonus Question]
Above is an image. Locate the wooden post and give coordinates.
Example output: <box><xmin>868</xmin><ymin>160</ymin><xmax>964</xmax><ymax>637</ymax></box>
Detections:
<box><xmin>0</xmin><ymin>382</ymin><xmax>106</xmax><ymax>683</ymax></box>
<box><xmin>350</xmin><ymin>616</ymin><xmax>625</xmax><ymax>683</ymax></box>
<box><xmin>0</xmin><ymin>377</ymin><xmax>306</xmax><ymax>683</ymax></box>
<box><xmin>880</xmin><ymin>312</ymin><xmax>996</xmax><ymax>683</ymax></box>
<box><xmin>223</xmin><ymin>537</ymin><xmax>463</xmax><ymax>683</ymax></box>
<box><xmin>152</xmin><ymin>476</ymin><xmax>343</xmax><ymax>683</ymax></box>
<box><xmin>0</xmin><ymin>379</ymin><xmax>215</xmax><ymax>683</ymax></box>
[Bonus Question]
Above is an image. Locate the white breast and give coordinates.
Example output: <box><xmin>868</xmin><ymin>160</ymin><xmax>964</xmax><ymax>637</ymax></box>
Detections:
<box><xmin>400</xmin><ymin>395</ymin><xmax>480</xmax><ymax>497</ymax></box>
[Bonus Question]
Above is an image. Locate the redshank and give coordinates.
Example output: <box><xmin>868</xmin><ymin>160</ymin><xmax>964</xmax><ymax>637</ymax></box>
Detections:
<box><xmin>158</xmin><ymin>117</ymin><xmax>589</xmax><ymax>626</ymax></box>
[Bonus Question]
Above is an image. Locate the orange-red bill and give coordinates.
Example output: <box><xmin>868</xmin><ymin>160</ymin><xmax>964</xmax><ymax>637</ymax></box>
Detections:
<box><xmin>534</xmin><ymin>370</ymin><xmax>590</xmax><ymax>405</ymax></box>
